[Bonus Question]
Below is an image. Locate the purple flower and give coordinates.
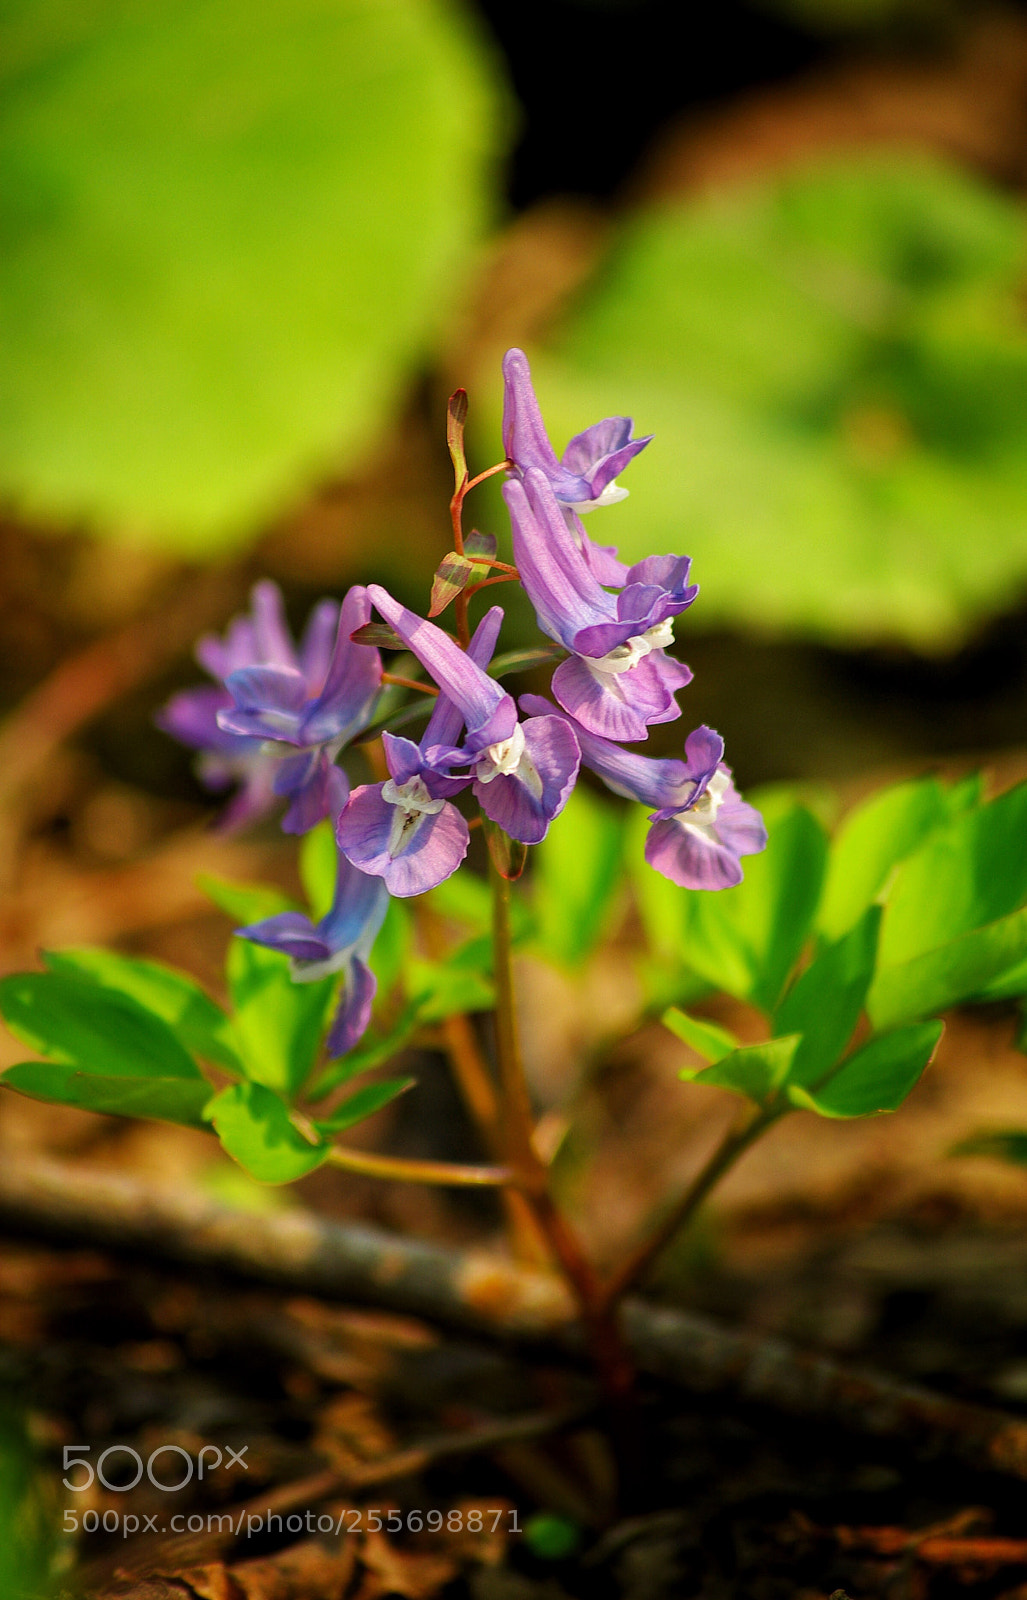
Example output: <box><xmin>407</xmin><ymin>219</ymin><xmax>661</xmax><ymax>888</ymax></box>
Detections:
<box><xmin>521</xmin><ymin>697</ymin><xmax>766</xmax><ymax>890</ymax></box>
<box><xmin>366</xmin><ymin>587</ymin><xmax>580</xmax><ymax>848</ymax></box>
<box><xmin>502</xmin><ymin>348</ymin><xmax>652</xmax><ymax>586</ymax></box>
<box><xmin>237</xmin><ymin>843</ymin><xmax>389</xmax><ymax>1059</ymax></box>
<box><xmin>505</xmin><ymin>469</ymin><xmax>696</xmax><ymax>743</ymax></box>
<box><xmin>216</xmin><ymin>585</ymin><xmax>383</xmax><ymax>834</ymax></box>
<box><xmin>337</xmin><ymin>608</ymin><xmax>503</xmax><ymax>896</ymax></box>
<box><xmin>157</xmin><ymin>581</ymin><xmax>338</xmax><ymax>831</ymax></box>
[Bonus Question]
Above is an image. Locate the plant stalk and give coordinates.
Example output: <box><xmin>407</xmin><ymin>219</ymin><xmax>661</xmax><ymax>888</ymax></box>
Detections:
<box><xmin>487</xmin><ymin>848</ymin><xmax>637</xmax><ymax>1411</ymax></box>
<box><xmin>327</xmin><ymin>1147</ymin><xmax>512</xmax><ymax>1188</ymax></box>
<box><xmin>602</xmin><ymin>1104</ymin><xmax>778</xmax><ymax>1308</ymax></box>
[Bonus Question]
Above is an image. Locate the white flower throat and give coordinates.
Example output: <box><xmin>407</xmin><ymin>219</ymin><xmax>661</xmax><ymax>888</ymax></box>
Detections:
<box><xmin>591</xmin><ymin>617</ymin><xmax>676</xmax><ymax>676</ymax></box>
<box><xmin>475</xmin><ymin>722</ymin><xmax>544</xmax><ymax>801</ymax></box>
<box><xmin>681</xmin><ymin>768</ymin><xmax>730</xmax><ymax>836</ymax></box>
<box><xmin>382</xmin><ymin>774</ymin><xmax>445</xmax><ymax>856</ymax></box>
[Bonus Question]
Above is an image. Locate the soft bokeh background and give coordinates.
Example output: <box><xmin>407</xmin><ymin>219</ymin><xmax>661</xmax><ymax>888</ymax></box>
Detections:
<box><xmin>5</xmin><ymin>0</ymin><xmax>1027</xmax><ymax>1294</ymax></box>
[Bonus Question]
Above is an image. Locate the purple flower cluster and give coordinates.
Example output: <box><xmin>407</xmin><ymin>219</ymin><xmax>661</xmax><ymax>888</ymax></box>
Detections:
<box><xmin>159</xmin><ymin>348</ymin><xmax>765</xmax><ymax>1054</ymax></box>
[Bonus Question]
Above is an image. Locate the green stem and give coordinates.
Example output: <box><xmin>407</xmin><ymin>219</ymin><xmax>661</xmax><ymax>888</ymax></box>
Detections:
<box><xmin>602</xmin><ymin>1104</ymin><xmax>779</xmax><ymax>1309</ymax></box>
<box><xmin>327</xmin><ymin>1146</ymin><xmax>512</xmax><ymax>1188</ymax></box>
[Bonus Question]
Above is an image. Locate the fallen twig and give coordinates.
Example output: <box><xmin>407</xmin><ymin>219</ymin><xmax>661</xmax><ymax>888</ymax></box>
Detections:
<box><xmin>3</xmin><ymin>1155</ymin><xmax>1027</xmax><ymax>1481</ymax></box>
<box><xmin>89</xmin><ymin>1403</ymin><xmax>584</xmax><ymax>1582</ymax></box>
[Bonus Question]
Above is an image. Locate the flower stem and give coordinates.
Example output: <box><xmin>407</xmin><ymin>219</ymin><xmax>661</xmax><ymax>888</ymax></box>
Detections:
<box><xmin>487</xmin><ymin>847</ymin><xmax>637</xmax><ymax>1412</ymax></box>
<box><xmin>326</xmin><ymin>1146</ymin><xmax>512</xmax><ymax>1188</ymax></box>
<box><xmin>382</xmin><ymin>673</ymin><xmax>439</xmax><ymax>696</ymax></box>
<box><xmin>601</xmin><ymin>1104</ymin><xmax>778</xmax><ymax>1309</ymax></box>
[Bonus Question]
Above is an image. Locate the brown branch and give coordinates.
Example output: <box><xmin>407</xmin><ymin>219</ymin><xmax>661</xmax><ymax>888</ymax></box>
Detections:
<box><xmin>4</xmin><ymin>1155</ymin><xmax>1027</xmax><ymax>1481</ymax></box>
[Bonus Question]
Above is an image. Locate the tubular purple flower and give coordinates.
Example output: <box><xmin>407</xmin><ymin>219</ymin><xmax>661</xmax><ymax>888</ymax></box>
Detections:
<box><xmin>366</xmin><ymin>588</ymin><xmax>580</xmax><ymax>846</ymax></box>
<box><xmin>521</xmin><ymin>698</ymin><xmax>766</xmax><ymax>890</ymax></box>
<box><xmin>157</xmin><ymin>581</ymin><xmax>343</xmax><ymax>832</ymax></box>
<box><xmin>335</xmin><ymin>607</ymin><xmax>506</xmax><ymax>897</ymax></box>
<box><xmin>502</xmin><ymin>347</ymin><xmax>652</xmax><ymax>513</ymax></box>
<box><xmin>505</xmin><ymin>470</ymin><xmax>696</xmax><ymax>743</ymax></box>
<box><xmin>237</xmin><ymin>843</ymin><xmax>390</xmax><ymax>1058</ymax></box>
<box><xmin>502</xmin><ymin>348</ymin><xmax>652</xmax><ymax>586</ymax></box>
<box><xmin>215</xmin><ymin>585</ymin><xmax>383</xmax><ymax>834</ymax></box>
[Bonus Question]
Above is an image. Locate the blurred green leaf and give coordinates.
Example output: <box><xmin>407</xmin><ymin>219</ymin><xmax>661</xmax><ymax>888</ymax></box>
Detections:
<box><xmin>368</xmin><ymin>896</ymin><xmax>412</xmax><ymax>997</ymax></box>
<box><xmin>950</xmin><ymin>1128</ymin><xmax>1027</xmax><ymax>1165</ymax></box>
<box><xmin>774</xmin><ymin>906</ymin><xmax>880</xmax><ymax>1085</ymax></box>
<box><xmin>662</xmin><ymin>1007</ymin><xmax>739</xmax><ymax>1064</ymax></box>
<box><xmin>298</xmin><ymin>820</ymin><xmax>337</xmax><ymax>922</ymax></box>
<box><xmin>199</xmin><ymin>873</ymin><xmax>297</xmax><ymax>926</ymax></box>
<box><xmin>788</xmin><ymin>1020</ymin><xmax>942</xmax><ymax>1117</ymax></box>
<box><xmin>679</xmin><ymin>800</ymin><xmax>828</xmax><ymax>1013</ymax></box>
<box><xmin>2</xmin><ymin>1060</ymin><xmax>212</xmax><ymax>1127</ymax></box>
<box><xmin>876</xmin><ymin>782</ymin><xmax>1027</xmax><ymax>969</ymax></box>
<box><xmin>205</xmin><ymin>1082</ymin><xmax>328</xmax><ymax>1183</ymax></box>
<box><xmin>306</xmin><ymin>1002</ymin><xmax>421</xmax><ymax>1101</ymax></box>
<box><xmin>0</xmin><ymin>0</ymin><xmax>505</xmax><ymax>545</ymax></box>
<box><xmin>511</xmin><ymin>155</ymin><xmax>1027</xmax><ymax>647</ymax></box>
<box><xmin>42</xmin><ymin>945</ymin><xmax>240</xmax><ymax>1071</ymax></box>
<box><xmin>685</xmin><ymin>1034</ymin><xmax>800</xmax><ymax>1105</ymax></box>
<box><xmin>227</xmin><ymin>939</ymin><xmax>334</xmax><ymax>1098</ymax></box>
<box><xmin>532</xmin><ymin>785</ymin><xmax>624</xmax><ymax>966</ymax></box>
<box><xmin>818</xmin><ymin>777</ymin><xmax>949</xmax><ymax>940</ymax></box>
<box><xmin>0</xmin><ymin>971</ymin><xmax>202</xmax><ymax>1079</ymax></box>
<box><xmin>408</xmin><ymin>960</ymin><xmax>494</xmax><ymax>1022</ymax></box>
<box><xmin>869</xmin><ymin>902</ymin><xmax>1027</xmax><ymax>1028</ymax></box>
<box><xmin>314</xmin><ymin>1076</ymin><xmax>414</xmax><ymax>1135</ymax></box>
<box><xmin>0</xmin><ymin>1405</ymin><xmax>59</xmax><ymax>1600</ymax></box>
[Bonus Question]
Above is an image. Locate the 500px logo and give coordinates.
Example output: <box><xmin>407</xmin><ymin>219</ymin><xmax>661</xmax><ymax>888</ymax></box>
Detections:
<box><xmin>63</xmin><ymin>1444</ymin><xmax>248</xmax><ymax>1493</ymax></box>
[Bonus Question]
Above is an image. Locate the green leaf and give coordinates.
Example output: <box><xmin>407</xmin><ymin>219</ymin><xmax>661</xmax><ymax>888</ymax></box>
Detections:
<box><xmin>818</xmin><ymin>778</ymin><xmax>949</xmax><ymax>940</ymax></box>
<box><xmin>877</xmin><ymin>782</ymin><xmax>1027</xmax><ymax>969</ymax></box>
<box><xmin>429</xmin><ymin>551</ymin><xmax>475</xmax><ymax>616</ymax></box>
<box><xmin>227</xmin><ymin>939</ymin><xmax>334</xmax><ymax>1098</ymax></box>
<box><xmin>42</xmin><ymin>946</ymin><xmax>239</xmax><ymax>1071</ymax></box>
<box><xmin>774</xmin><ymin>907</ymin><xmax>880</xmax><ymax>1087</ymax></box>
<box><xmin>199</xmin><ymin>874</ymin><xmax>297</xmax><ymax>926</ymax></box>
<box><xmin>626</xmin><ymin>806</ymin><xmax>690</xmax><ymax>969</ymax></box>
<box><xmin>306</xmin><ymin>1004</ymin><xmax>421</xmax><ymax>1101</ymax></box>
<box><xmin>869</xmin><ymin>902</ymin><xmax>1027</xmax><ymax>1028</ymax></box>
<box><xmin>500</xmin><ymin>154</ymin><xmax>1027</xmax><ymax>648</ymax></box>
<box><xmin>0</xmin><ymin>971</ymin><xmax>201</xmax><ymax>1079</ymax></box>
<box><xmin>298</xmin><ymin>821</ymin><xmax>337</xmax><ymax>923</ymax></box>
<box><xmin>950</xmin><ymin>1129</ymin><xmax>1027</xmax><ymax>1165</ymax></box>
<box><xmin>368</xmin><ymin>897</ymin><xmax>412</xmax><ymax>997</ymax></box>
<box><xmin>427</xmin><ymin>871</ymin><xmax>491</xmax><ymax>930</ymax></box>
<box><xmin>685</xmin><ymin>1034</ymin><xmax>801</xmax><ymax>1105</ymax></box>
<box><xmin>0</xmin><ymin>0</ymin><xmax>504</xmax><ymax>546</ymax></box>
<box><xmin>464</xmin><ymin>529</ymin><xmax>497</xmax><ymax>560</ymax></box>
<box><xmin>205</xmin><ymin>1083</ymin><xmax>329</xmax><ymax>1184</ymax></box>
<box><xmin>408</xmin><ymin>961</ymin><xmax>494</xmax><ymax>1023</ymax></box>
<box><xmin>533</xmin><ymin>785</ymin><xmax>624</xmax><ymax>967</ymax></box>
<box><xmin>680</xmin><ymin>801</ymin><xmax>828</xmax><ymax>1013</ymax></box>
<box><xmin>2</xmin><ymin>1061</ymin><xmax>212</xmax><ymax>1128</ymax></box>
<box><xmin>662</xmin><ymin>1007</ymin><xmax>740</xmax><ymax>1064</ymax></box>
<box><xmin>314</xmin><ymin>1077</ymin><xmax>414</xmax><ymax>1135</ymax></box>
<box><xmin>788</xmin><ymin>1021</ymin><xmax>942</xmax><ymax>1117</ymax></box>
<box><xmin>488</xmin><ymin>646</ymin><xmax>563</xmax><ymax>680</ymax></box>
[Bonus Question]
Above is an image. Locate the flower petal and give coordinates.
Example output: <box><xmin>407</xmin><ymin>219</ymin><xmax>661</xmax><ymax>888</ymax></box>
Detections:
<box><xmin>472</xmin><ymin>715</ymin><xmax>580</xmax><ymax>844</ymax></box>
<box><xmin>368</xmin><ymin>587</ymin><xmax>515</xmax><ymax>746</ymax></box>
<box><xmin>337</xmin><ymin>784</ymin><xmax>469</xmax><ymax>897</ymax></box>
<box><xmin>552</xmin><ymin>651</ymin><xmax>684</xmax><ymax>742</ymax></box>
<box><xmin>645</xmin><ymin>817</ymin><xmax>745</xmax><ymax>890</ymax></box>
<box><xmin>326</xmin><ymin>958</ymin><xmax>378</xmax><ymax>1057</ymax></box>
<box><xmin>520</xmin><ymin>693</ymin><xmax>691</xmax><ymax>809</ymax></box>
<box><xmin>300</xmin><ymin>585</ymin><xmax>382</xmax><ymax>746</ymax></box>
<box><xmin>237</xmin><ymin>911</ymin><xmax>329</xmax><ymax>964</ymax></box>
